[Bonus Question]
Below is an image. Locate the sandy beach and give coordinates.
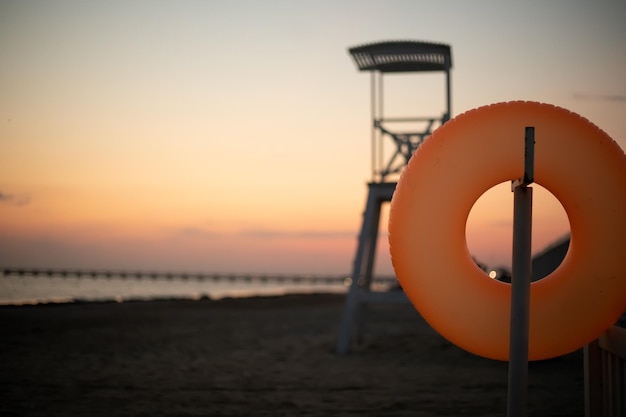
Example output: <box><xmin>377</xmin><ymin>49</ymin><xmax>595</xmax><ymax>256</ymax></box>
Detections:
<box><xmin>0</xmin><ymin>293</ymin><xmax>584</xmax><ymax>416</ymax></box>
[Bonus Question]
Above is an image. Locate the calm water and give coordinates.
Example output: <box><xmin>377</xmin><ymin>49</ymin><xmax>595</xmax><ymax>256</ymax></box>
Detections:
<box><xmin>0</xmin><ymin>273</ymin><xmax>356</xmax><ymax>306</ymax></box>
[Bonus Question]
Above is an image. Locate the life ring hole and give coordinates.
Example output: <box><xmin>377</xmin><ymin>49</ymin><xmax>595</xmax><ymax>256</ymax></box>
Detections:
<box><xmin>466</xmin><ymin>181</ymin><xmax>571</xmax><ymax>283</ymax></box>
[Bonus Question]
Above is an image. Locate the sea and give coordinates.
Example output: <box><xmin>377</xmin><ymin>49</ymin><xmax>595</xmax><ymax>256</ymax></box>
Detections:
<box><xmin>0</xmin><ymin>271</ymin><xmax>395</xmax><ymax>306</ymax></box>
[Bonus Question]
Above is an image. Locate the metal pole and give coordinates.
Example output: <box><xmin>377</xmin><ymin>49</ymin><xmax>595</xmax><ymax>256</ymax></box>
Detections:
<box><xmin>445</xmin><ymin>67</ymin><xmax>451</xmax><ymax>122</ymax></box>
<box><xmin>507</xmin><ymin>127</ymin><xmax>535</xmax><ymax>417</ymax></box>
<box><xmin>378</xmin><ymin>72</ymin><xmax>384</xmax><ymax>181</ymax></box>
<box><xmin>371</xmin><ymin>72</ymin><xmax>376</xmax><ymax>181</ymax></box>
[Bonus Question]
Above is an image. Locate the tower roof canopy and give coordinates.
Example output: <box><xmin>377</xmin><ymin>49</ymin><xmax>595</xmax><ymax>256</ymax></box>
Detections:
<box><xmin>348</xmin><ymin>40</ymin><xmax>452</xmax><ymax>73</ymax></box>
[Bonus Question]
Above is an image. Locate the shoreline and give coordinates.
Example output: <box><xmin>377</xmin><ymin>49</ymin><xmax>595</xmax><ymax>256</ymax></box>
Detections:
<box><xmin>0</xmin><ymin>290</ymin><xmax>345</xmax><ymax>307</ymax></box>
<box><xmin>0</xmin><ymin>288</ymin><xmax>349</xmax><ymax>307</ymax></box>
<box><xmin>0</xmin><ymin>272</ymin><xmax>354</xmax><ymax>307</ymax></box>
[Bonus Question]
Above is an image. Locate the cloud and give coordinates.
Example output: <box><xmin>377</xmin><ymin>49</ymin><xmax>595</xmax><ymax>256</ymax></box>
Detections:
<box><xmin>601</xmin><ymin>94</ymin><xmax>626</xmax><ymax>102</ymax></box>
<box><xmin>0</xmin><ymin>191</ymin><xmax>30</xmax><ymax>206</ymax></box>
<box><xmin>175</xmin><ymin>226</ymin><xmax>356</xmax><ymax>240</ymax></box>
<box><xmin>486</xmin><ymin>219</ymin><xmax>514</xmax><ymax>227</ymax></box>
<box><xmin>572</xmin><ymin>92</ymin><xmax>626</xmax><ymax>102</ymax></box>
<box><xmin>239</xmin><ymin>229</ymin><xmax>356</xmax><ymax>239</ymax></box>
<box><xmin>176</xmin><ymin>227</ymin><xmax>222</xmax><ymax>239</ymax></box>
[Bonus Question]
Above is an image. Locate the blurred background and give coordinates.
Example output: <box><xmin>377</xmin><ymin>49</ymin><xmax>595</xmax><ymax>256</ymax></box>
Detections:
<box><xmin>1</xmin><ymin>1</ymin><xmax>624</xmax><ymax>293</ymax></box>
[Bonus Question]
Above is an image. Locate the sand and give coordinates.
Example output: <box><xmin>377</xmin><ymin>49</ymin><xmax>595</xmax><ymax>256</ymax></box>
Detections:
<box><xmin>0</xmin><ymin>293</ymin><xmax>584</xmax><ymax>416</ymax></box>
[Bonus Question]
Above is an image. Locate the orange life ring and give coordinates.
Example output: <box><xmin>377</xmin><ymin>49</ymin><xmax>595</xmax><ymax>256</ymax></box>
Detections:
<box><xmin>388</xmin><ymin>101</ymin><xmax>626</xmax><ymax>361</ymax></box>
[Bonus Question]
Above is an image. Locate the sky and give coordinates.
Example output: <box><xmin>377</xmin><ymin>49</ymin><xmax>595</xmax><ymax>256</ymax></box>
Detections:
<box><xmin>1</xmin><ymin>0</ymin><xmax>625</xmax><ymax>275</ymax></box>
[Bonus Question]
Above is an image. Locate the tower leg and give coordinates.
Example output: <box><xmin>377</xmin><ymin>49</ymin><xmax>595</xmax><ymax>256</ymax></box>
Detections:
<box><xmin>337</xmin><ymin>182</ymin><xmax>397</xmax><ymax>354</ymax></box>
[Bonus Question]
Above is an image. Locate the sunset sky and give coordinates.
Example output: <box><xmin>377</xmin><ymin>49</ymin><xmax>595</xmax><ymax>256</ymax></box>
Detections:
<box><xmin>1</xmin><ymin>1</ymin><xmax>625</xmax><ymax>275</ymax></box>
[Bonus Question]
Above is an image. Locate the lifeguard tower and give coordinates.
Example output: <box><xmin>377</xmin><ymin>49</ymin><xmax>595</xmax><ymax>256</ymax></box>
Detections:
<box><xmin>337</xmin><ymin>40</ymin><xmax>453</xmax><ymax>354</ymax></box>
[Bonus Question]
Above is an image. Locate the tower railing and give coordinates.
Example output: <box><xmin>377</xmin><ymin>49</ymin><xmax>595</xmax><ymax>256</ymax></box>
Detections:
<box><xmin>373</xmin><ymin>115</ymin><xmax>448</xmax><ymax>180</ymax></box>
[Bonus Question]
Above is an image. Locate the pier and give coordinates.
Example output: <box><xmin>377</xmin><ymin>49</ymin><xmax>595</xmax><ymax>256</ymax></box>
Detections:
<box><xmin>1</xmin><ymin>267</ymin><xmax>397</xmax><ymax>286</ymax></box>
